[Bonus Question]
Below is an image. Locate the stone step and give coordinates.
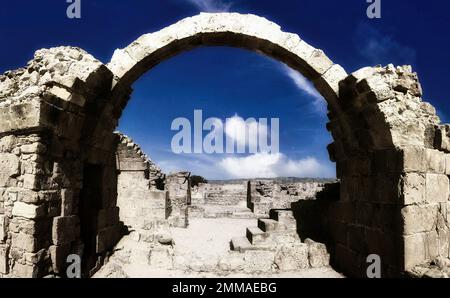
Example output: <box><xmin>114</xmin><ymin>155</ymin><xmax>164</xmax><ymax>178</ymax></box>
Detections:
<box><xmin>270</xmin><ymin>210</ymin><xmax>297</xmax><ymax>228</ymax></box>
<box><xmin>230</xmin><ymin>237</ymin><xmax>253</xmax><ymax>252</ymax></box>
<box><xmin>230</xmin><ymin>237</ymin><xmax>275</xmax><ymax>253</ymax></box>
<box><xmin>257</xmin><ymin>218</ymin><xmax>289</xmax><ymax>232</ymax></box>
<box><xmin>246</xmin><ymin>226</ymin><xmax>270</xmax><ymax>245</ymax></box>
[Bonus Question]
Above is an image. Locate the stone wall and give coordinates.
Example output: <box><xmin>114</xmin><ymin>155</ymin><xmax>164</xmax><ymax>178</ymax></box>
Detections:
<box><xmin>115</xmin><ymin>133</ymin><xmax>168</xmax><ymax>231</ymax></box>
<box><xmin>0</xmin><ymin>47</ymin><xmax>123</xmax><ymax>277</ymax></box>
<box><xmin>324</xmin><ymin>65</ymin><xmax>449</xmax><ymax>277</ymax></box>
<box><xmin>248</xmin><ymin>180</ymin><xmax>331</xmax><ymax>216</ymax></box>
<box><xmin>191</xmin><ymin>183</ymin><xmax>247</xmax><ymax>206</ymax></box>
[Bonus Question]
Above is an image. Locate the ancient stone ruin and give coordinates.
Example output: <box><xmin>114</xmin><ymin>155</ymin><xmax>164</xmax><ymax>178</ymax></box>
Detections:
<box><xmin>0</xmin><ymin>12</ymin><xmax>449</xmax><ymax>278</ymax></box>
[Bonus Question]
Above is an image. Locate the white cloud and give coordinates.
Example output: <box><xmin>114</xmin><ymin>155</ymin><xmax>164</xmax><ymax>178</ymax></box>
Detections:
<box><xmin>184</xmin><ymin>0</ymin><xmax>232</xmax><ymax>12</ymax></box>
<box><xmin>218</xmin><ymin>152</ymin><xmax>334</xmax><ymax>179</ymax></box>
<box><xmin>224</xmin><ymin>115</ymin><xmax>267</xmax><ymax>150</ymax></box>
<box><xmin>280</xmin><ymin>65</ymin><xmax>326</xmax><ymax>114</ymax></box>
<box><xmin>355</xmin><ymin>23</ymin><xmax>417</xmax><ymax>66</ymax></box>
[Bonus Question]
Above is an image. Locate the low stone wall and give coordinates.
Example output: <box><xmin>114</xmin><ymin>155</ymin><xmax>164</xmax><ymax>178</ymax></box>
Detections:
<box><xmin>191</xmin><ymin>183</ymin><xmax>247</xmax><ymax>206</ymax></box>
<box><xmin>248</xmin><ymin>180</ymin><xmax>333</xmax><ymax>216</ymax></box>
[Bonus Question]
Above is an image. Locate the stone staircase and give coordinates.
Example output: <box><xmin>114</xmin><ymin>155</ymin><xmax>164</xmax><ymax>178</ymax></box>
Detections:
<box><xmin>230</xmin><ymin>210</ymin><xmax>299</xmax><ymax>252</ymax></box>
<box><xmin>230</xmin><ymin>209</ymin><xmax>332</xmax><ymax>271</ymax></box>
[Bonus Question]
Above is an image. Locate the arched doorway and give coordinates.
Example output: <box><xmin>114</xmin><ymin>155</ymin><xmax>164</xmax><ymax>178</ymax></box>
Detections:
<box><xmin>0</xmin><ymin>13</ymin><xmax>446</xmax><ymax>278</ymax></box>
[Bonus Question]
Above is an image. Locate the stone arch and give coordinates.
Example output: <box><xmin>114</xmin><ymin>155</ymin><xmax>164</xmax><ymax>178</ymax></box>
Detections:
<box><xmin>0</xmin><ymin>13</ymin><xmax>448</xmax><ymax>278</ymax></box>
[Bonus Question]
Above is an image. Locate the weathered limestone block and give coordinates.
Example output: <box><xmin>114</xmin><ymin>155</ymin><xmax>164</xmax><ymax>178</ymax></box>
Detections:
<box><xmin>402</xmin><ymin>205</ymin><xmax>439</xmax><ymax>235</ymax></box>
<box><xmin>49</xmin><ymin>244</ymin><xmax>71</xmax><ymax>274</ymax></box>
<box><xmin>425</xmin><ymin>149</ymin><xmax>446</xmax><ymax>174</ymax></box>
<box><xmin>400</xmin><ymin>173</ymin><xmax>426</xmax><ymax>205</ymax></box>
<box><xmin>12</xmin><ymin>202</ymin><xmax>45</xmax><ymax>219</ymax></box>
<box><xmin>60</xmin><ymin>189</ymin><xmax>76</xmax><ymax>216</ymax></box>
<box><xmin>0</xmin><ymin>215</ymin><xmax>6</xmax><ymax>241</ymax></box>
<box><xmin>404</xmin><ymin>231</ymin><xmax>439</xmax><ymax>270</ymax></box>
<box><xmin>0</xmin><ymin>153</ymin><xmax>20</xmax><ymax>187</ymax></box>
<box><xmin>244</xmin><ymin>250</ymin><xmax>275</xmax><ymax>273</ymax></box>
<box><xmin>0</xmin><ymin>103</ymin><xmax>41</xmax><ymax>135</ymax></box>
<box><xmin>402</xmin><ymin>146</ymin><xmax>426</xmax><ymax>172</ymax></box>
<box><xmin>305</xmin><ymin>238</ymin><xmax>330</xmax><ymax>268</ymax></box>
<box><xmin>20</xmin><ymin>143</ymin><xmax>46</xmax><ymax>155</ymax></box>
<box><xmin>0</xmin><ymin>244</ymin><xmax>8</xmax><ymax>274</ymax></box>
<box><xmin>24</xmin><ymin>248</ymin><xmax>46</xmax><ymax>266</ymax></box>
<box><xmin>0</xmin><ymin>135</ymin><xmax>16</xmax><ymax>152</ymax></box>
<box><xmin>434</xmin><ymin>125</ymin><xmax>450</xmax><ymax>153</ymax></box>
<box><xmin>426</xmin><ymin>174</ymin><xmax>450</xmax><ymax>203</ymax></box>
<box><xmin>274</xmin><ymin>243</ymin><xmax>309</xmax><ymax>271</ymax></box>
<box><xmin>52</xmin><ymin>216</ymin><xmax>79</xmax><ymax>245</ymax></box>
<box><xmin>218</xmin><ymin>252</ymin><xmax>245</xmax><ymax>272</ymax></box>
<box><xmin>11</xmin><ymin>263</ymin><xmax>38</xmax><ymax>278</ymax></box>
<box><xmin>446</xmin><ymin>155</ymin><xmax>450</xmax><ymax>175</ymax></box>
<box><xmin>23</xmin><ymin>174</ymin><xmax>40</xmax><ymax>190</ymax></box>
<box><xmin>11</xmin><ymin>232</ymin><xmax>37</xmax><ymax>252</ymax></box>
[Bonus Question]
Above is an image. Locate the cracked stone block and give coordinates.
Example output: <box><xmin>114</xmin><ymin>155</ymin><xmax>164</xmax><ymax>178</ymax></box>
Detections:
<box><xmin>244</xmin><ymin>250</ymin><xmax>275</xmax><ymax>273</ymax></box>
<box><xmin>274</xmin><ymin>243</ymin><xmax>309</xmax><ymax>271</ymax></box>
<box><xmin>11</xmin><ymin>232</ymin><xmax>37</xmax><ymax>253</ymax></box>
<box><xmin>426</xmin><ymin>149</ymin><xmax>446</xmax><ymax>174</ymax></box>
<box><xmin>218</xmin><ymin>252</ymin><xmax>245</xmax><ymax>272</ymax></box>
<box><xmin>402</xmin><ymin>147</ymin><xmax>426</xmax><ymax>172</ymax></box>
<box><xmin>402</xmin><ymin>204</ymin><xmax>439</xmax><ymax>235</ymax></box>
<box><xmin>404</xmin><ymin>231</ymin><xmax>439</xmax><ymax>270</ymax></box>
<box><xmin>305</xmin><ymin>239</ymin><xmax>330</xmax><ymax>268</ymax></box>
<box><xmin>12</xmin><ymin>263</ymin><xmax>38</xmax><ymax>278</ymax></box>
<box><xmin>0</xmin><ymin>153</ymin><xmax>20</xmax><ymax>187</ymax></box>
<box><xmin>426</xmin><ymin>174</ymin><xmax>449</xmax><ymax>203</ymax></box>
<box><xmin>401</xmin><ymin>173</ymin><xmax>426</xmax><ymax>205</ymax></box>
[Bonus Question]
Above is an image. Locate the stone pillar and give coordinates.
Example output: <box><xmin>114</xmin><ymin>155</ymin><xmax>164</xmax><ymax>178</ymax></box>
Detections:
<box><xmin>165</xmin><ymin>172</ymin><xmax>191</xmax><ymax>228</ymax></box>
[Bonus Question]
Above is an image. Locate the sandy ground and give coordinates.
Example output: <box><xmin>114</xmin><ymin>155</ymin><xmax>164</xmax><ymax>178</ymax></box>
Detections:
<box><xmin>95</xmin><ymin>218</ymin><xmax>344</xmax><ymax>278</ymax></box>
<box><xmin>172</xmin><ymin>218</ymin><xmax>257</xmax><ymax>258</ymax></box>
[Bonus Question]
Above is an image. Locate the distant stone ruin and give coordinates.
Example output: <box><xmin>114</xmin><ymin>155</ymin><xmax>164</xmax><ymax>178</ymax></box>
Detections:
<box><xmin>0</xmin><ymin>12</ymin><xmax>449</xmax><ymax>278</ymax></box>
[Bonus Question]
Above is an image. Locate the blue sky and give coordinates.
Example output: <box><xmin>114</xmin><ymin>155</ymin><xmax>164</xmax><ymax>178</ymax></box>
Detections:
<box><xmin>1</xmin><ymin>0</ymin><xmax>450</xmax><ymax>179</ymax></box>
